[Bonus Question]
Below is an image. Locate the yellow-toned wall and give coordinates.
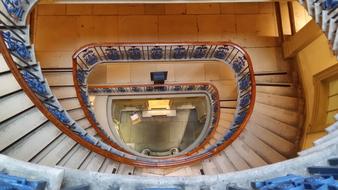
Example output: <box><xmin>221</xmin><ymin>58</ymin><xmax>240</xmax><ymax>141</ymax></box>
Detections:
<box><xmin>34</xmin><ymin>3</ymin><xmax>283</xmax><ymax>71</ymax></box>
<box><xmin>327</xmin><ymin>79</ymin><xmax>338</xmax><ymax>124</ymax></box>
<box><xmin>296</xmin><ymin>34</ymin><xmax>338</xmax><ymax>148</ymax></box>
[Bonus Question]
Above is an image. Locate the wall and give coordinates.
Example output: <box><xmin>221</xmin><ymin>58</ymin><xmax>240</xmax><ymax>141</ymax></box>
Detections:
<box><xmin>327</xmin><ymin>79</ymin><xmax>338</xmax><ymax>125</ymax></box>
<box><xmin>93</xmin><ymin>96</ymin><xmax>115</xmax><ymax>137</ymax></box>
<box><xmin>34</xmin><ymin>2</ymin><xmax>287</xmax><ymax>74</ymax></box>
<box><xmin>280</xmin><ymin>1</ymin><xmax>312</xmax><ymax>35</ymax></box>
<box><xmin>296</xmin><ymin>34</ymin><xmax>338</xmax><ymax>148</ymax></box>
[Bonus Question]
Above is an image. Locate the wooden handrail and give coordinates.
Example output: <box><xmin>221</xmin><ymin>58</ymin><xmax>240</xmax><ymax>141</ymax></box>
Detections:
<box><xmin>0</xmin><ymin>28</ymin><xmax>256</xmax><ymax>167</ymax></box>
<box><xmin>70</xmin><ymin>41</ymin><xmax>256</xmax><ymax>166</ymax></box>
<box><xmin>87</xmin><ymin>82</ymin><xmax>221</xmax><ymax>159</ymax></box>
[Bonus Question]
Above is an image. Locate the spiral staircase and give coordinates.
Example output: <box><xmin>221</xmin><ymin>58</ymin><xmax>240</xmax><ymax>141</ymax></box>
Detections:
<box><xmin>0</xmin><ymin>0</ymin><xmax>337</xmax><ymax>189</ymax></box>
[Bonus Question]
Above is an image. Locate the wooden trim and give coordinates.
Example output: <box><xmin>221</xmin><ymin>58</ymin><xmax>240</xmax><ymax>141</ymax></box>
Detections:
<box><xmin>283</xmin><ymin>20</ymin><xmax>322</xmax><ymax>58</ymax></box>
<box><xmin>311</xmin><ymin>64</ymin><xmax>338</xmax><ymax>132</ymax></box>
<box><xmin>288</xmin><ymin>1</ymin><xmax>296</xmax><ymax>35</ymax></box>
<box><xmin>275</xmin><ymin>2</ymin><xmax>285</xmax><ymax>43</ymax></box>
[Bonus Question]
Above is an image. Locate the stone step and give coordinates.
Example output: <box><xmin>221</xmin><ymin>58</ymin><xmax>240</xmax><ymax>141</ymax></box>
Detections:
<box><xmin>255</xmin><ymin>73</ymin><xmax>292</xmax><ymax>84</ymax></box>
<box><xmin>211</xmin><ymin>152</ymin><xmax>236</xmax><ymax>173</ymax></box>
<box><xmin>325</xmin><ymin>114</ymin><xmax>338</xmax><ymax>133</ymax></box>
<box><xmin>79</xmin><ymin>152</ymin><xmax>105</xmax><ymax>172</ymax></box>
<box><xmin>220</xmin><ymin>101</ymin><xmax>237</xmax><ymax>108</ymax></box>
<box><xmin>117</xmin><ymin>164</ymin><xmax>135</xmax><ymax>175</ymax></box>
<box><xmin>0</xmin><ymin>54</ymin><xmax>10</xmax><ymax>74</ymax></box>
<box><xmin>314</xmin><ymin>126</ymin><xmax>338</xmax><ymax>145</ymax></box>
<box><xmin>59</xmin><ymin>144</ymin><xmax>92</xmax><ymax>169</ymax></box>
<box><xmin>0</xmin><ymin>73</ymin><xmax>21</xmax><ymax>98</ymax></box>
<box><xmin>249</xmin><ymin>112</ymin><xmax>299</xmax><ymax>141</ymax></box>
<box><xmin>231</xmin><ymin>139</ymin><xmax>267</xmax><ymax>168</ymax></box>
<box><xmin>0</xmin><ymin>107</ymin><xmax>47</xmax><ymax>151</ymax></box>
<box><xmin>201</xmin><ymin>159</ymin><xmax>220</xmax><ymax>175</ymax></box>
<box><xmin>256</xmin><ymin>86</ymin><xmax>298</xmax><ymax>97</ymax></box>
<box><xmin>256</xmin><ymin>92</ymin><xmax>300</xmax><ymax>111</ymax></box>
<box><xmin>68</xmin><ymin>108</ymin><xmax>86</xmax><ymax>121</ymax></box>
<box><xmin>0</xmin><ymin>91</ymin><xmax>34</xmax><ymax>123</ymax></box>
<box><xmin>59</xmin><ymin>98</ymin><xmax>81</xmax><ymax>111</ymax></box>
<box><xmin>51</xmin><ymin>87</ymin><xmax>77</xmax><ymax>99</ymax></box>
<box><xmin>98</xmin><ymin>158</ymin><xmax>119</xmax><ymax>174</ymax></box>
<box><xmin>223</xmin><ymin>145</ymin><xmax>250</xmax><ymax>170</ymax></box>
<box><xmin>246</xmin><ymin>121</ymin><xmax>296</xmax><ymax>157</ymax></box>
<box><xmin>44</xmin><ymin>72</ymin><xmax>74</xmax><ymax>86</ymax></box>
<box><xmin>31</xmin><ymin>134</ymin><xmax>77</xmax><ymax>166</ymax></box>
<box><xmin>240</xmin><ymin>131</ymin><xmax>286</xmax><ymax>164</ymax></box>
<box><xmin>2</xmin><ymin>122</ymin><xmax>62</xmax><ymax>161</ymax></box>
<box><xmin>254</xmin><ymin>102</ymin><xmax>301</xmax><ymax>126</ymax></box>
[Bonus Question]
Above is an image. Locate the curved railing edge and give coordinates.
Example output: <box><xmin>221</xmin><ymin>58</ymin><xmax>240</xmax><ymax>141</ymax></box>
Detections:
<box><xmin>71</xmin><ymin>41</ymin><xmax>256</xmax><ymax>165</ymax></box>
<box><xmin>86</xmin><ymin>82</ymin><xmax>221</xmax><ymax>159</ymax></box>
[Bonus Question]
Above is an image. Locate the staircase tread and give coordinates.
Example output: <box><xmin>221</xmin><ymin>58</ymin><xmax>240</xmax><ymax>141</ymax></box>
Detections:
<box><xmin>32</xmin><ymin>134</ymin><xmax>77</xmax><ymax>166</ymax></box>
<box><xmin>0</xmin><ymin>92</ymin><xmax>34</xmax><ymax>123</ymax></box>
<box><xmin>240</xmin><ymin>131</ymin><xmax>287</xmax><ymax>164</ymax></box>
<box><xmin>250</xmin><ymin>111</ymin><xmax>299</xmax><ymax>141</ymax></box>
<box><xmin>246</xmin><ymin>121</ymin><xmax>296</xmax><ymax>157</ymax></box>
<box><xmin>2</xmin><ymin>122</ymin><xmax>62</xmax><ymax>162</ymax></box>
<box><xmin>254</xmin><ymin>102</ymin><xmax>301</xmax><ymax>126</ymax></box>
<box><xmin>224</xmin><ymin>145</ymin><xmax>250</xmax><ymax>170</ymax></box>
<box><xmin>0</xmin><ymin>107</ymin><xmax>47</xmax><ymax>151</ymax></box>
<box><xmin>232</xmin><ymin>139</ymin><xmax>267</xmax><ymax>168</ymax></box>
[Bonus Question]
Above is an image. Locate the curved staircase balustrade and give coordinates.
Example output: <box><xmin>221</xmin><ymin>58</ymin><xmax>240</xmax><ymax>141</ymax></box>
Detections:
<box><xmin>0</xmin><ymin>0</ymin><xmax>258</xmax><ymax>167</ymax></box>
<box><xmin>0</xmin><ymin>0</ymin><xmax>337</xmax><ymax>187</ymax></box>
<box><xmin>0</xmin><ymin>0</ymin><xmax>37</xmax><ymax>26</ymax></box>
<box><xmin>72</xmin><ymin>42</ymin><xmax>256</xmax><ymax>164</ymax></box>
<box><xmin>87</xmin><ymin>82</ymin><xmax>220</xmax><ymax>158</ymax></box>
<box><xmin>298</xmin><ymin>0</ymin><xmax>338</xmax><ymax>53</ymax></box>
<box><xmin>0</xmin><ymin>23</ymin><xmax>256</xmax><ymax>167</ymax></box>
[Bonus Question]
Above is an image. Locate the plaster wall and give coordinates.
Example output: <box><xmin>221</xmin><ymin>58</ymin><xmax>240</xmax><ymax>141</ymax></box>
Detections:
<box><xmin>297</xmin><ymin>34</ymin><xmax>338</xmax><ymax>147</ymax></box>
<box><xmin>35</xmin><ymin>2</ymin><xmax>286</xmax><ymax>73</ymax></box>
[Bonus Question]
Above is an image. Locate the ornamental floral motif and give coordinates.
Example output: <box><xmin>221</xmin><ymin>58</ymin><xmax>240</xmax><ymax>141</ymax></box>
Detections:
<box><xmin>232</xmin><ymin>56</ymin><xmax>246</xmax><ymax>73</ymax></box>
<box><xmin>173</xmin><ymin>86</ymin><xmax>182</xmax><ymax>91</ymax></box>
<box><xmin>146</xmin><ymin>86</ymin><xmax>154</xmax><ymax>91</ymax></box>
<box><xmin>77</xmin><ymin>69</ymin><xmax>87</xmax><ymax>84</ymax></box>
<box><xmin>69</xmin><ymin>123</ymin><xmax>86</xmax><ymax>137</ymax></box>
<box><xmin>2</xmin><ymin>0</ymin><xmax>24</xmax><ymax>20</ymax></box>
<box><xmin>47</xmin><ymin>106</ymin><xmax>70</xmax><ymax>124</ymax></box>
<box><xmin>127</xmin><ymin>47</ymin><xmax>141</xmax><ymax>60</ymax></box>
<box><xmin>83</xmin><ymin>134</ymin><xmax>97</xmax><ymax>145</ymax></box>
<box><xmin>324</xmin><ymin>0</ymin><xmax>338</xmax><ymax>9</ymax></box>
<box><xmin>186</xmin><ymin>86</ymin><xmax>195</xmax><ymax>91</ymax></box>
<box><xmin>82</xmin><ymin>50</ymin><xmax>98</xmax><ymax>65</ymax></box>
<box><xmin>3</xmin><ymin>32</ymin><xmax>31</xmax><ymax>60</ymax></box>
<box><xmin>234</xmin><ymin>111</ymin><xmax>247</xmax><ymax>125</ymax></box>
<box><xmin>214</xmin><ymin>46</ymin><xmax>229</xmax><ymax>59</ymax></box>
<box><xmin>22</xmin><ymin>70</ymin><xmax>48</xmax><ymax>96</ymax></box>
<box><xmin>80</xmin><ymin>90</ymin><xmax>90</xmax><ymax>106</ymax></box>
<box><xmin>173</xmin><ymin>46</ymin><xmax>186</xmax><ymax>59</ymax></box>
<box><xmin>240</xmin><ymin>94</ymin><xmax>251</xmax><ymax>108</ymax></box>
<box><xmin>117</xmin><ymin>87</ymin><xmax>126</xmax><ymax>93</ymax></box>
<box><xmin>105</xmin><ymin>48</ymin><xmax>120</xmax><ymax>60</ymax></box>
<box><xmin>239</xmin><ymin>75</ymin><xmax>250</xmax><ymax>91</ymax></box>
<box><xmin>198</xmin><ymin>85</ymin><xmax>208</xmax><ymax>91</ymax></box>
<box><xmin>223</xmin><ymin>129</ymin><xmax>235</xmax><ymax>141</ymax></box>
<box><xmin>131</xmin><ymin>87</ymin><xmax>141</xmax><ymax>92</ymax></box>
<box><xmin>151</xmin><ymin>46</ymin><xmax>163</xmax><ymax>59</ymax></box>
<box><xmin>193</xmin><ymin>46</ymin><xmax>208</xmax><ymax>58</ymax></box>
